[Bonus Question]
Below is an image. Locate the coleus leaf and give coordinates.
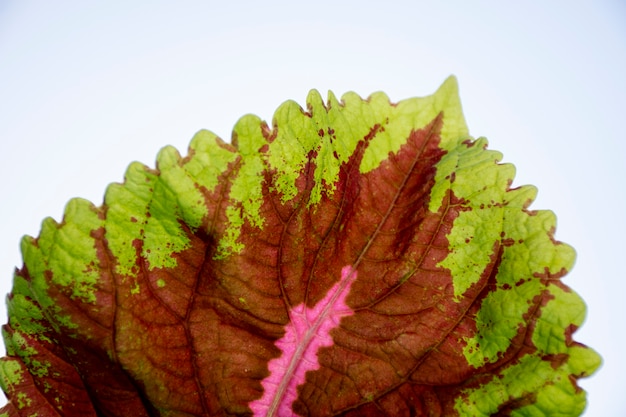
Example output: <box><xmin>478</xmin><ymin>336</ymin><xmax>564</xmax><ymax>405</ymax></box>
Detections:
<box><xmin>0</xmin><ymin>77</ymin><xmax>600</xmax><ymax>417</ymax></box>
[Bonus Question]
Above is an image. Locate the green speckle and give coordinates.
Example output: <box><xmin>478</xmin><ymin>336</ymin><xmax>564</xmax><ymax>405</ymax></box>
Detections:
<box><xmin>29</xmin><ymin>360</ymin><xmax>50</xmax><ymax>378</ymax></box>
<box><xmin>17</xmin><ymin>391</ymin><xmax>32</xmax><ymax>409</ymax></box>
<box><xmin>216</xmin><ymin>206</ymin><xmax>246</xmax><ymax>258</ymax></box>
<box><xmin>156</xmin><ymin>279</ymin><xmax>166</xmax><ymax>288</ymax></box>
<box><xmin>130</xmin><ymin>282</ymin><xmax>141</xmax><ymax>295</ymax></box>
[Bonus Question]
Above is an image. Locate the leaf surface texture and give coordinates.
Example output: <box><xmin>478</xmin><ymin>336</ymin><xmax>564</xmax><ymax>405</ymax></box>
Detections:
<box><xmin>0</xmin><ymin>77</ymin><xmax>600</xmax><ymax>416</ymax></box>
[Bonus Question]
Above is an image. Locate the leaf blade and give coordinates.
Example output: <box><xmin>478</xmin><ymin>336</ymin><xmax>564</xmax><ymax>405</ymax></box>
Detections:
<box><xmin>1</xmin><ymin>78</ymin><xmax>599</xmax><ymax>416</ymax></box>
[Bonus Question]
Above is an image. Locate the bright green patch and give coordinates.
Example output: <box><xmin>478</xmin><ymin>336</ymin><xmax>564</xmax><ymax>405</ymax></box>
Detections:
<box><xmin>266</xmin><ymin>89</ymin><xmax>365</xmax><ymax>206</ymax></box>
<box><xmin>361</xmin><ymin>77</ymin><xmax>468</xmax><ymax>173</ymax></box>
<box><xmin>18</xmin><ymin>198</ymin><xmax>103</xmax><ymax>332</ymax></box>
<box><xmin>532</xmin><ymin>286</ymin><xmax>601</xmax><ymax>374</ymax></box>
<box><xmin>3</xmin><ymin>332</ymin><xmax>50</xmax><ymax>379</ymax></box>
<box><xmin>106</xmin><ymin>140</ymin><xmax>234</xmax><ymax>272</ymax></box>
<box><xmin>463</xmin><ymin>279</ymin><xmax>542</xmax><ymax>367</ymax></box>
<box><xmin>0</xmin><ymin>359</ymin><xmax>24</xmax><ymax>392</ymax></box>
<box><xmin>29</xmin><ymin>199</ymin><xmax>103</xmax><ymax>304</ymax></box>
<box><xmin>455</xmin><ymin>283</ymin><xmax>601</xmax><ymax>416</ymax></box>
<box><xmin>454</xmin><ymin>354</ymin><xmax>584</xmax><ymax>416</ymax></box>
<box><xmin>460</xmin><ymin>207</ymin><xmax>577</xmax><ymax>367</ymax></box>
<box><xmin>185</xmin><ymin>130</ymin><xmax>238</xmax><ymax>193</ymax></box>
<box><xmin>7</xmin><ymin>332</ymin><xmax>37</xmax><ymax>359</ymax></box>
<box><xmin>433</xmin><ymin>139</ymin><xmax>513</xmax><ymax>298</ymax></box>
<box><xmin>266</xmin><ymin>78</ymin><xmax>468</xmax><ymax>208</ymax></box>
<box><xmin>215</xmin><ymin>115</ymin><xmax>268</xmax><ymax>258</ymax></box>
<box><xmin>6</xmin><ymin>276</ymin><xmax>51</xmax><ymax>339</ymax></box>
<box><xmin>429</xmin><ymin>132</ymin><xmax>580</xmax><ymax>368</ymax></box>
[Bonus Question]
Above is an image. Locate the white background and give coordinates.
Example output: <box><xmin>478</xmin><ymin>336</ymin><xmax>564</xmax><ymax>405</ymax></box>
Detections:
<box><xmin>1</xmin><ymin>1</ymin><xmax>624</xmax><ymax>415</ymax></box>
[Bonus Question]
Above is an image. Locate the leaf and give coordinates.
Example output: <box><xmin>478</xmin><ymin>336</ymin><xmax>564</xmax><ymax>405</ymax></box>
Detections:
<box><xmin>0</xmin><ymin>77</ymin><xmax>600</xmax><ymax>417</ymax></box>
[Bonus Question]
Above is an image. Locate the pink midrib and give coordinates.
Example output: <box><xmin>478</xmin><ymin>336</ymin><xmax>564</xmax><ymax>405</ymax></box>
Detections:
<box><xmin>251</xmin><ymin>265</ymin><xmax>357</xmax><ymax>417</ymax></box>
